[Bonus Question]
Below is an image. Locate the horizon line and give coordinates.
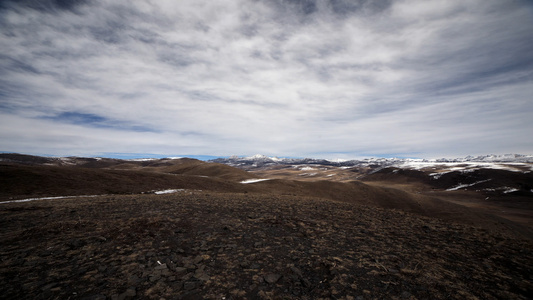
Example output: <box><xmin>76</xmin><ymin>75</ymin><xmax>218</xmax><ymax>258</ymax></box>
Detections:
<box><xmin>1</xmin><ymin>151</ymin><xmax>532</xmax><ymax>162</ymax></box>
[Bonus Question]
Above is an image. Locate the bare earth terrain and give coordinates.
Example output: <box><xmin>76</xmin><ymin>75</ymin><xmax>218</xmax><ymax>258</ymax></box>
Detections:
<box><xmin>0</xmin><ymin>154</ymin><xmax>532</xmax><ymax>299</ymax></box>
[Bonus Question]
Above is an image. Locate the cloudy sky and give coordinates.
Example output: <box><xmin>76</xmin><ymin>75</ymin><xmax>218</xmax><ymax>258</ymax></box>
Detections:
<box><xmin>1</xmin><ymin>0</ymin><xmax>532</xmax><ymax>159</ymax></box>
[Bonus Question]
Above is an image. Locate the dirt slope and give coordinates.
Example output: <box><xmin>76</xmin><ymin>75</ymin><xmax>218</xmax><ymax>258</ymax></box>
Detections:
<box><xmin>0</xmin><ymin>163</ymin><xmax>250</xmax><ymax>201</ymax></box>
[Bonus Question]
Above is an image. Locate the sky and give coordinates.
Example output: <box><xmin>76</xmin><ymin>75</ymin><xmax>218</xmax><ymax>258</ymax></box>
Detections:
<box><xmin>1</xmin><ymin>0</ymin><xmax>532</xmax><ymax>160</ymax></box>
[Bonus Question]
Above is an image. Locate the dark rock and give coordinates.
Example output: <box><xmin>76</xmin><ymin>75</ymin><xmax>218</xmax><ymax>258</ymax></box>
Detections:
<box><xmin>127</xmin><ymin>275</ymin><xmax>140</xmax><ymax>285</ymax></box>
<box><xmin>175</xmin><ymin>267</ymin><xmax>188</xmax><ymax>276</ymax></box>
<box><xmin>124</xmin><ymin>288</ymin><xmax>136</xmax><ymax>297</ymax></box>
<box><xmin>301</xmin><ymin>278</ymin><xmax>312</xmax><ymax>288</ymax></box>
<box><xmin>41</xmin><ymin>282</ymin><xmax>58</xmax><ymax>291</ymax></box>
<box><xmin>194</xmin><ymin>269</ymin><xmax>210</xmax><ymax>282</ymax></box>
<box><xmin>250</xmin><ymin>263</ymin><xmax>260</xmax><ymax>269</ymax></box>
<box><xmin>89</xmin><ymin>236</ymin><xmax>107</xmax><ymax>243</ymax></box>
<box><xmin>183</xmin><ymin>281</ymin><xmax>197</xmax><ymax>290</ymax></box>
<box><xmin>39</xmin><ymin>250</ymin><xmax>52</xmax><ymax>256</ymax></box>
<box><xmin>170</xmin><ymin>281</ymin><xmax>183</xmax><ymax>291</ymax></box>
<box><xmin>67</xmin><ymin>238</ymin><xmax>86</xmax><ymax>249</ymax></box>
<box><xmin>80</xmin><ymin>294</ymin><xmax>106</xmax><ymax>300</ymax></box>
<box><xmin>193</xmin><ymin>255</ymin><xmax>204</xmax><ymax>264</ymax></box>
<box><xmin>264</xmin><ymin>273</ymin><xmax>282</xmax><ymax>284</ymax></box>
<box><xmin>290</xmin><ymin>266</ymin><xmax>303</xmax><ymax>277</ymax></box>
<box><xmin>161</xmin><ymin>269</ymin><xmax>171</xmax><ymax>276</ymax></box>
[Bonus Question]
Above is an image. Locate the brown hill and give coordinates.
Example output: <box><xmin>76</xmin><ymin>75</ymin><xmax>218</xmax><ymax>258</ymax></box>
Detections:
<box><xmin>1</xmin><ymin>154</ymin><xmax>532</xmax><ymax>239</ymax></box>
<box><xmin>361</xmin><ymin>166</ymin><xmax>533</xmax><ymax>194</ymax></box>
<box><xmin>0</xmin><ymin>163</ymin><xmax>251</xmax><ymax>201</ymax></box>
<box><xmin>245</xmin><ymin>179</ymin><xmax>533</xmax><ymax>239</ymax></box>
<box><xmin>149</xmin><ymin>158</ymin><xmax>257</xmax><ymax>182</ymax></box>
<box><xmin>0</xmin><ymin>154</ymin><xmax>257</xmax><ymax>182</ymax></box>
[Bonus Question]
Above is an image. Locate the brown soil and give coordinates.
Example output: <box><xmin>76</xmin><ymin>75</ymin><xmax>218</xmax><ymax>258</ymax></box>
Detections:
<box><xmin>1</xmin><ymin>192</ymin><xmax>532</xmax><ymax>300</ymax></box>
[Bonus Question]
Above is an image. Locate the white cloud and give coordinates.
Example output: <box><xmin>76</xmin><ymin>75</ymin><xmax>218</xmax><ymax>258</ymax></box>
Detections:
<box><xmin>1</xmin><ymin>0</ymin><xmax>532</xmax><ymax>158</ymax></box>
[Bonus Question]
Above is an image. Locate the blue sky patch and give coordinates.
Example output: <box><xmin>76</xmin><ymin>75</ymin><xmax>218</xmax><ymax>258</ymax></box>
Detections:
<box><xmin>42</xmin><ymin>112</ymin><xmax>157</xmax><ymax>132</ymax></box>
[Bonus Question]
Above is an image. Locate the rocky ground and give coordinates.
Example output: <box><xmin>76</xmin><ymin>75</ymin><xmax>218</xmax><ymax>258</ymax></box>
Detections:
<box><xmin>1</xmin><ymin>191</ymin><xmax>531</xmax><ymax>299</ymax></box>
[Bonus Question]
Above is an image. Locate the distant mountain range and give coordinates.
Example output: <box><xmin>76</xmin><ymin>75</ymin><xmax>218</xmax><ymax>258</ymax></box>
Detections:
<box><xmin>210</xmin><ymin>154</ymin><xmax>533</xmax><ymax>168</ymax></box>
<box><xmin>2</xmin><ymin>152</ymin><xmax>532</xmax><ymax>170</ymax></box>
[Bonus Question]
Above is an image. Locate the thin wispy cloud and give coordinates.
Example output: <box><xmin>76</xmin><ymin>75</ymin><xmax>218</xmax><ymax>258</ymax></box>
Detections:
<box><xmin>1</xmin><ymin>0</ymin><xmax>532</xmax><ymax>159</ymax></box>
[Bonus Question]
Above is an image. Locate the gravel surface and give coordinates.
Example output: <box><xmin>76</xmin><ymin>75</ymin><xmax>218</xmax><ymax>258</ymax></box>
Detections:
<box><xmin>1</xmin><ymin>192</ymin><xmax>532</xmax><ymax>299</ymax></box>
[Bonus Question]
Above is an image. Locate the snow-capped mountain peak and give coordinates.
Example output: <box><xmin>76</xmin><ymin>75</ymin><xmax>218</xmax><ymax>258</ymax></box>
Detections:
<box><xmin>210</xmin><ymin>154</ymin><xmax>533</xmax><ymax>170</ymax></box>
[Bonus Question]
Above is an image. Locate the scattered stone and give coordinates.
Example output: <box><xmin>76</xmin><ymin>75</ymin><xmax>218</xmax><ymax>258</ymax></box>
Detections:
<box><xmin>81</xmin><ymin>294</ymin><xmax>106</xmax><ymax>300</ymax></box>
<box><xmin>193</xmin><ymin>256</ymin><xmax>204</xmax><ymax>264</ymax></box>
<box><xmin>193</xmin><ymin>265</ymin><xmax>210</xmax><ymax>281</ymax></box>
<box><xmin>39</xmin><ymin>250</ymin><xmax>52</xmax><ymax>256</ymax></box>
<box><xmin>41</xmin><ymin>282</ymin><xmax>58</xmax><ymax>291</ymax></box>
<box><xmin>67</xmin><ymin>239</ymin><xmax>86</xmax><ymax>249</ymax></box>
<box><xmin>183</xmin><ymin>281</ymin><xmax>197</xmax><ymax>290</ymax></box>
<box><xmin>250</xmin><ymin>263</ymin><xmax>260</xmax><ymax>269</ymax></box>
<box><xmin>230</xmin><ymin>289</ymin><xmax>246</xmax><ymax>297</ymax></box>
<box><xmin>117</xmin><ymin>287</ymin><xmax>136</xmax><ymax>300</ymax></box>
<box><xmin>301</xmin><ymin>278</ymin><xmax>312</xmax><ymax>288</ymax></box>
<box><xmin>127</xmin><ymin>275</ymin><xmax>140</xmax><ymax>285</ymax></box>
<box><xmin>170</xmin><ymin>281</ymin><xmax>183</xmax><ymax>291</ymax></box>
<box><xmin>175</xmin><ymin>267</ymin><xmax>188</xmax><ymax>276</ymax></box>
<box><xmin>258</xmin><ymin>290</ymin><xmax>274</xmax><ymax>299</ymax></box>
<box><xmin>290</xmin><ymin>266</ymin><xmax>303</xmax><ymax>277</ymax></box>
<box><xmin>161</xmin><ymin>269</ymin><xmax>171</xmax><ymax>276</ymax></box>
<box><xmin>264</xmin><ymin>273</ymin><xmax>282</xmax><ymax>284</ymax></box>
<box><xmin>197</xmin><ymin>273</ymin><xmax>210</xmax><ymax>281</ymax></box>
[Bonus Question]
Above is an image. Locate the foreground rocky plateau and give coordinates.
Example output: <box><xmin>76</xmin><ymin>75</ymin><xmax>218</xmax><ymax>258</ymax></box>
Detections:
<box><xmin>1</xmin><ymin>192</ymin><xmax>532</xmax><ymax>300</ymax></box>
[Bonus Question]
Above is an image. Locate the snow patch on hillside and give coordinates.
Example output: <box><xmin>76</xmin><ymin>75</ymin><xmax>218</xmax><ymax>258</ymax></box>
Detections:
<box><xmin>129</xmin><ymin>158</ymin><xmax>158</xmax><ymax>162</ymax></box>
<box><xmin>240</xmin><ymin>179</ymin><xmax>271</xmax><ymax>184</ymax></box>
<box><xmin>402</xmin><ymin>161</ymin><xmax>530</xmax><ymax>173</ymax></box>
<box><xmin>446</xmin><ymin>179</ymin><xmax>492</xmax><ymax>191</ymax></box>
<box><xmin>300</xmin><ymin>166</ymin><xmax>315</xmax><ymax>171</ymax></box>
<box><xmin>154</xmin><ymin>189</ymin><xmax>185</xmax><ymax>194</ymax></box>
<box><xmin>0</xmin><ymin>195</ymin><xmax>101</xmax><ymax>204</ymax></box>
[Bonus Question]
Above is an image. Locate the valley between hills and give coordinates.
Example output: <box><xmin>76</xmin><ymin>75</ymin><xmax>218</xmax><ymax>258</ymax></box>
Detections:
<box><xmin>0</xmin><ymin>153</ymin><xmax>532</xmax><ymax>299</ymax></box>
